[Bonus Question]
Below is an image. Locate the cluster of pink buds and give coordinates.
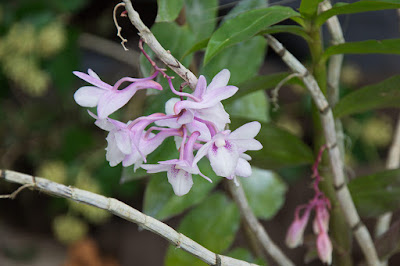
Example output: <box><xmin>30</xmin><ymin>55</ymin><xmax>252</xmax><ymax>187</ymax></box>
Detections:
<box><xmin>285</xmin><ymin>145</ymin><xmax>332</xmax><ymax>265</ymax></box>
<box><xmin>73</xmin><ymin>40</ymin><xmax>262</xmax><ymax>196</ymax></box>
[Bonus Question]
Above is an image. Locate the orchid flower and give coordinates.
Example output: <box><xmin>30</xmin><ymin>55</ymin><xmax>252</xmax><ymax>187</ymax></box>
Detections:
<box><xmin>142</xmin><ymin>132</ymin><xmax>211</xmax><ymax>196</ymax></box>
<box><xmin>73</xmin><ymin>69</ymin><xmax>162</xmax><ymax>118</ymax></box>
<box><xmin>193</xmin><ymin>121</ymin><xmax>262</xmax><ymax>179</ymax></box>
<box><xmin>173</xmin><ymin>69</ymin><xmax>238</xmax><ymax>131</ymax></box>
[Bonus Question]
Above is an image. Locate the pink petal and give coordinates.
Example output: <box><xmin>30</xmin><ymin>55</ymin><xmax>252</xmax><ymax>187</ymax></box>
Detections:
<box><xmin>174</xmin><ymin>85</ymin><xmax>238</xmax><ymax>113</ymax></box>
<box><xmin>141</xmin><ymin>164</ymin><xmax>169</xmax><ymax>173</ymax></box>
<box><xmin>73</xmin><ymin>71</ymin><xmax>112</xmax><ymax>90</ymax></box>
<box><xmin>177</xmin><ymin>109</ymin><xmax>194</xmax><ymax>124</ymax></box>
<box><xmin>97</xmin><ymin>89</ymin><xmax>136</xmax><ymax>118</ymax></box>
<box><xmin>207</xmin><ymin>69</ymin><xmax>231</xmax><ymax>91</ymax></box>
<box><xmin>229</xmin><ymin>121</ymin><xmax>261</xmax><ymax>140</ymax></box>
<box><xmin>193</xmin><ymin>75</ymin><xmax>207</xmax><ymax>99</ymax></box>
<box><xmin>74</xmin><ymin>86</ymin><xmax>105</xmax><ymax>107</ymax></box>
<box><xmin>186</xmin><ymin>120</ymin><xmax>211</xmax><ymax>141</ymax></box>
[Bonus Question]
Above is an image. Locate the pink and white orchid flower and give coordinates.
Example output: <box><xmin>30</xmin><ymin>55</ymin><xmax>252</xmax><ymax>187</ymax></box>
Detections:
<box><xmin>73</xmin><ymin>69</ymin><xmax>162</xmax><ymax>118</ymax></box>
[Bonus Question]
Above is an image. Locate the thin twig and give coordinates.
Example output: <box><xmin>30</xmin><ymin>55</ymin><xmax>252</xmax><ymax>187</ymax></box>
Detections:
<box><xmin>122</xmin><ymin>0</ymin><xmax>198</xmax><ymax>89</ymax></box>
<box><xmin>79</xmin><ymin>33</ymin><xmax>140</xmax><ymax>68</ymax></box>
<box><xmin>264</xmin><ymin>34</ymin><xmax>381</xmax><ymax>266</ymax></box>
<box><xmin>121</xmin><ymin>1</ymin><xmax>295</xmax><ymax>265</ymax></box>
<box><xmin>0</xmin><ymin>183</ymin><xmax>34</xmax><ymax>199</ymax></box>
<box><xmin>0</xmin><ymin>169</ymin><xmax>258</xmax><ymax>266</ymax></box>
<box><xmin>226</xmin><ymin>179</ymin><xmax>295</xmax><ymax>266</ymax></box>
<box><xmin>375</xmin><ymin>115</ymin><xmax>400</xmax><ymax>236</ymax></box>
<box><xmin>271</xmin><ymin>73</ymin><xmax>302</xmax><ymax>111</ymax></box>
<box><xmin>113</xmin><ymin>2</ymin><xmax>129</xmax><ymax>51</ymax></box>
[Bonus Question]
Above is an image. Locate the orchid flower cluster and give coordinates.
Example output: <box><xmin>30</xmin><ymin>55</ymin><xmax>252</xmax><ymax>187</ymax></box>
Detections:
<box><xmin>73</xmin><ymin>42</ymin><xmax>262</xmax><ymax>196</ymax></box>
<box><xmin>285</xmin><ymin>145</ymin><xmax>332</xmax><ymax>265</ymax></box>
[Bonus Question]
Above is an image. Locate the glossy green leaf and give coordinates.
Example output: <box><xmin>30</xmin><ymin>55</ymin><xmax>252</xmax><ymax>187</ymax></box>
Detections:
<box><xmin>230</xmin><ymin>117</ymin><xmax>314</xmax><ymax>169</ymax></box>
<box><xmin>241</xmin><ymin>167</ymin><xmax>287</xmax><ymax>219</ymax></box>
<box><xmin>316</xmin><ymin>1</ymin><xmax>400</xmax><ymax>26</ymax></box>
<box><xmin>181</xmin><ymin>38</ymin><xmax>209</xmax><ymax>60</ymax></box>
<box><xmin>165</xmin><ymin>193</ymin><xmax>240</xmax><ymax>266</ymax></box>
<box><xmin>226</xmin><ymin>91</ymin><xmax>269</xmax><ymax>122</ymax></box>
<box><xmin>143</xmin><ymin>157</ymin><xmax>221</xmax><ymax>220</ymax></box>
<box><xmin>323</xmin><ymin>39</ymin><xmax>400</xmax><ymax>60</ymax></box>
<box><xmin>258</xmin><ymin>25</ymin><xmax>311</xmax><ymax>41</ymax></box>
<box><xmin>348</xmin><ymin>168</ymin><xmax>400</xmax><ymax>217</ymax></box>
<box><xmin>333</xmin><ymin>75</ymin><xmax>400</xmax><ymax>118</ymax></box>
<box><xmin>202</xmin><ymin>36</ymin><xmax>266</xmax><ymax>86</ymax></box>
<box><xmin>156</xmin><ymin>0</ymin><xmax>184</xmax><ymax>22</ymax></box>
<box><xmin>222</xmin><ymin>0</ymin><xmax>267</xmax><ymax>23</ymax></box>
<box><xmin>185</xmin><ymin>0</ymin><xmax>218</xmax><ymax>40</ymax></box>
<box><xmin>299</xmin><ymin>0</ymin><xmax>324</xmax><ymax>17</ymax></box>
<box><xmin>225</xmin><ymin>72</ymin><xmax>303</xmax><ymax>105</ymax></box>
<box><xmin>204</xmin><ymin>6</ymin><xmax>299</xmax><ymax>64</ymax></box>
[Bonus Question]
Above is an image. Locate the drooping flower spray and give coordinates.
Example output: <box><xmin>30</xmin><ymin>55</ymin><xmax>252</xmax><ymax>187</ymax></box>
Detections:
<box><xmin>73</xmin><ymin>39</ymin><xmax>262</xmax><ymax>196</ymax></box>
<box><xmin>286</xmin><ymin>145</ymin><xmax>332</xmax><ymax>265</ymax></box>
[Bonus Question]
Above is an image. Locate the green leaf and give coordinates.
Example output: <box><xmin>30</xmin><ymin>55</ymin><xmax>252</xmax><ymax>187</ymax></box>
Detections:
<box><xmin>299</xmin><ymin>0</ymin><xmax>324</xmax><ymax>17</ymax></box>
<box><xmin>225</xmin><ymin>72</ymin><xmax>303</xmax><ymax>105</ymax></box>
<box><xmin>156</xmin><ymin>0</ymin><xmax>184</xmax><ymax>22</ymax></box>
<box><xmin>226</xmin><ymin>91</ymin><xmax>269</xmax><ymax>122</ymax></box>
<box><xmin>230</xmin><ymin>117</ymin><xmax>314</xmax><ymax>169</ymax></box>
<box><xmin>333</xmin><ymin>75</ymin><xmax>400</xmax><ymax>118</ymax></box>
<box><xmin>348</xmin><ymin>168</ymin><xmax>400</xmax><ymax>217</ymax></box>
<box><xmin>204</xmin><ymin>6</ymin><xmax>299</xmax><ymax>64</ymax></box>
<box><xmin>185</xmin><ymin>0</ymin><xmax>218</xmax><ymax>41</ymax></box>
<box><xmin>258</xmin><ymin>25</ymin><xmax>311</xmax><ymax>41</ymax></box>
<box><xmin>202</xmin><ymin>36</ymin><xmax>266</xmax><ymax>86</ymax></box>
<box><xmin>143</xmin><ymin>158</ymin><xmax>221</xmax><ymax>220</ymax></box>
<box><xmin>181</xmin><ymin>38</ymin><xmax>209</xmax><ymax>60</ymax></box>
<box><xmin>323</xmin><ymin>39</ymin><xmax>400</xmax><ymax>60</ymax></box>
<box><xmin>165</xmin><ymin>193</ymin><xmax>240</xmax><ymax>266</ymax></box>
<box><xmin>316</xmin><ymin>1</ymin><xmax>400</xmax><ymax>27</ymax></box>
<box><xmin>241</xmin><ymin>167</ymin><xmax>287</xmax><ymax>219</ymax></box>
<box><xmin>222</xmin><ymin>0</ymin><xmax>267</xmax><ymax>23</ymax></box>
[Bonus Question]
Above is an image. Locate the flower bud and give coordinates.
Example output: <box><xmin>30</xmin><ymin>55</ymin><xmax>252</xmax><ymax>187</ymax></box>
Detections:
<box><xmin>313</xmin><ymin>206</ymin><xmax>330</xmax><ymax>234</ymax></box>
<box><xmin>317</xmin><ymin>231</ymin><xmax>333</xmax><ymax>265</ymax></box>
<box><xmin>285</xmin><ymin>209</ymin><xmax>310</xmax><ymax>248</ymax></box>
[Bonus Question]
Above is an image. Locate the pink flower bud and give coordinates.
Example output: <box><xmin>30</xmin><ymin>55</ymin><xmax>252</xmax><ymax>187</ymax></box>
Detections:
<box><xmin>313</xmin><ymin>205</ymin><xmax>330</xmax><ymax>234</ymax></box>
<box><xmin>317</xmin><ymin>231</ymin><xmax>333</xmax><ymax>265</ymax></box>
<box><xmin>285</xmin><ymin>209</ymin><xmax>310</xmax><ymax>248</ymax></box>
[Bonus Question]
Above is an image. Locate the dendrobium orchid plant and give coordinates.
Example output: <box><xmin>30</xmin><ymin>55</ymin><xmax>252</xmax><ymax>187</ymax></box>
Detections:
<box><xmin>73</xmin><ymin>42</ymin><xmax>262</xmax><ymax>196</ymax></box>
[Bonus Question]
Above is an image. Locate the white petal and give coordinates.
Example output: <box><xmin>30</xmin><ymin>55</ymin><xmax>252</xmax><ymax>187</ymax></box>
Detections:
<box><xmin>196</xmin><ymin>103</ymin><xmax>230</xmax><ymax>131</ymax></box>
<box><xmin>114</xmin><ymin>130</ymin><xmax>132</xmax><ymax>154</ymax></box>
<box><xmin>235</xmin><ymin>158</ymin><xmax>252</xmax><ymax>178</ymax></box>
<box><xmin>193</xmin><ymin>141</ymin><xmax>213</xmax><ymax>166</ymax></box>
<box><xmin>105</xmin><ymin>133</ymin><xmax>125</xmax><ymax>166</ymax></box>
<box><xmin>74</xmin><ymin>86</ymin><xmax>104</xmax><ymax>107</ymax></box>
<box><xmin>234</xmin><ymin>139</ymin><xmax>263</xmax><ymax>152</ymax></box>
<box><xmin>229</xmin><ymin>121</ymin><xmax>261</xmax><ymax>140</ymax></box>
<box><xmin>165</xmin><ymin>98</ymin><xmax>180</xmax><ymax>115</ymax></box>
<box><xmin>177</xmin><ymin>109</ymin><xmax>194</xmax><ymax>124</ymax></box>
<box><xmin>167</xmin><ymin>167</ymin><xmax>193</xmax><ymax>196</ymax></box>
<box><xmin>141</xmin><ymin>164</ymin><xmax>169</xmax><ymax>173</ymax></box>
<box><xmin>88</xmin><ymin>69</ymin><xmax>101</xmax><ymax>80</ymax></box>
<box><xmin>207</xmin><ymin>69</ymin><xmax>230</xmax><ymax>91</ymax></box>
<box><xmin>208</xmin><ymin>141</ymin><xmax>239</xmax><ymax>177</ymax></box>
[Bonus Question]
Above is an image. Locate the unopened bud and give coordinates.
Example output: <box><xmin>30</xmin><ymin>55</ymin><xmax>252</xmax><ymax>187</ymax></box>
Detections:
<box><xmin>317</xmin><ymin>231</ymin><xmax>332</xmax><ymax>265</ymax></box>
<box><xmin>313</xmin><ymin>206</ymin><xmax>330</xmax><ymax>234</ymax></box>
<box><xmin>285</xmin><ymin>209</ymin><xmax>310</xmax><ymax>248</ymax></box>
